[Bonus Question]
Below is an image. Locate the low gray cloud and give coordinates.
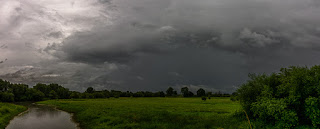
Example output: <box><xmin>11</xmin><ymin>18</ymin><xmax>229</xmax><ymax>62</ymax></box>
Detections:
<box><xmin>1</xmin><ymin>0</ymin><xmax>320</xmax><ymax>92</ymax></box>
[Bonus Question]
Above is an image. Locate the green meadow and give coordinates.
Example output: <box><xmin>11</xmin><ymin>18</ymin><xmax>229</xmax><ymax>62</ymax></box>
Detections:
<box><xmin>0</xmin><ymin>102</ymin><xmax>27</xmax><ymax>129</ymax></box>
<box><xmin>38</xmin><ymin>97</ymin><xmax>250</xmax><ymax>129</ymax></box>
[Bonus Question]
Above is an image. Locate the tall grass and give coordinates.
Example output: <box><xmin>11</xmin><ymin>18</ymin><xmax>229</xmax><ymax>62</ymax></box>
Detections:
<box><xmin>0</xmin><ymin>102</ymin><xmax>27</xmax><ymax>129</ymax></box>
<box><xmin>39</xmin><ymin>97</ymin><xmax>250</xmax><ymax>129</ymax></box>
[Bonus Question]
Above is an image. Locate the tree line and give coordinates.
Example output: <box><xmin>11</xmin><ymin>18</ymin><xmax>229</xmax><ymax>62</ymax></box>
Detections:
<box><xmin>0</xmin><ymin>79</ymin><xmax>230</xmax><ymax>102</ymax></box>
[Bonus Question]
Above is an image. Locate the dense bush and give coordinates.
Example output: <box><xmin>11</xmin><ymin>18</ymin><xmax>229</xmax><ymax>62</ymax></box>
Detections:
<box><xmin>201</xmin><ymin>96</ymin><xmax>207</xmax><ymax>101</ymax></box>
<box><xmin>0</xmin><ymin>92</ymin><xmax>14</xmax><ymax>102</ymax></box>
<box><xmin>237</xmin><ymin>65</ymin><xmax>320</xmax><ymax>128</ymax></box>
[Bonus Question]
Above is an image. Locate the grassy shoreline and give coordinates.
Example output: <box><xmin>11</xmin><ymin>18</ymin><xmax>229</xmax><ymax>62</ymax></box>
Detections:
<box><xmin>38</xmin><ymin>97</ymin><xmax>249</xmax><ymax>129</ymax></box>
<box><xmin>0</xmin><ymin>102</ymin><xmax>27</xmax><ymax>129</ymax></box>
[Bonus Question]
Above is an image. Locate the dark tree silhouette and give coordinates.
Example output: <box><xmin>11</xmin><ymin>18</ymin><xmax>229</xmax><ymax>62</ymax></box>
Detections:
<box><xmin>197</xmin><ymin>88</ymin><xmax>206</xmax><ymax>97</ymax></box>
<box><xmin>166</xmin><ymin>87</ymin><xmax>174</xmax><ymax>96</ymax></box>
<box><xmin>85</xmin><ymin>87</ymin><xmax>95</xmax><ymax>93</ymax></box>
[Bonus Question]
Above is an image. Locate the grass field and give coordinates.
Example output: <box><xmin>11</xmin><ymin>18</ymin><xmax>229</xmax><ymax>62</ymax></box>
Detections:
<box><xmin>0</xmin><ymin>102</ymin><xmax>27</xmax><ymax>129</ymax></box>
<box><xmin>38</xmin><ymin>97</ymin><xmax>250</xmax><ymax>129</ymax></box>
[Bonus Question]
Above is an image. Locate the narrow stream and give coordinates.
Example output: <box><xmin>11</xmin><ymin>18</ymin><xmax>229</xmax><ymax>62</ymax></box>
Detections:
<box><xmin>6</xmin><ymin>103</ymin><xmax>79</xmax><ymax>129</ymax></box>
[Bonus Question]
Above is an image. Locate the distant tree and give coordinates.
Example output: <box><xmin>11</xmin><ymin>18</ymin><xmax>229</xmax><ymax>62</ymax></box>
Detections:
<box><xmin>26</xmin><ymin>88</ymin><xmax>45</xmax><ymax>101</ymax></box>
<box><xmin>197</xmin><ymin>88</ymin><xmax>206</xmax><ymax>97</ymax></box>
<box><xmin>33</xmin><ymin>83</ymin><xmax>50</xmax><ymax>97</ymax></box>
<box><xmin>153</xmin><ymin>91</ymin><xmax>165</xmax><ymax>97</ymax></box>
<box><xmin>102</xmin><ymin>90</ymin><xmax>110</xmax><ymax>98</ymax></box>
<box><xmin>159</xmin><ymin>91</ymin><xmax>165</xmax><ymax>97</ymax></box>
<box><xmin>49</xmin><ymin>90</ymin><xmax>58</xmax><ymax>99</ymax></box>
<box><xmin>110</xmin><ymin>90</ymin><xmax>121</xmax><ymax>97</ymax></box>
<box><xmin>85</xmin><ymin>87</ymin><xmax>95</xmax><ymax>93</ymax></box>
<box><xmin>70</xmin><ymin>92</ymin><xmax>80</xmax><ymax>99</ymax></box>
<box><xmin>85</xmin><ymin>93</ymin><xmax>94</xmax><ymax>99</ymax></box>
<box><xmin>166</xmin><ymin>87</ymin><xmax>174</xmax><ymax>96</ymax></box>
<box><xmin>188</xmin><ymin>91</ymin><xmax>194</xmax><ymax>97</ymax></box>
<box><xmin>144</xmin><ymin>91</ymin><xmax>153</xmax><ymax>97</ymax></box>
<box><xmin>173</xmin><ymin>91</ymin><xmax>178</xmax><ymax>96</ymax></box>
<box><xmin>10</xmin><ymin>84</ymin><xmax>28</xmax><ymax>101</ymax></box>
<box><xmin>56</xmin><ymin>86</ymin><xmax>70</xmax><ymax>99</ymax></box>
<box><xmin>181</xmin><ymin>87</ymin><xmax>189</xmax><ymax>97</ymax></box>
<box><xmin>206</xmin><ymin>92</ymin><xmax>212</xmax><ymax>96</ymax></box>
<box><xmin>93</xmin><ymin>92</ymin><xmax>105</xmax><ymax>98</ymax></box>
<box><xmin>80</xmin><ymin>93</ymin><xmax>87</xmax><ymax>99</ymax></box>
<box><xmin>0</xmin><ymin>92</ymin><xmax>14</xmax><ymax>102</ymax></box>
<box><xmin>0</xmin><ymin>79</ymin><xmax>11</xmax><ymax>92</ymax></box>
<box><xmin>133</xmin><ymin>91</ymin><xmax>144</xmax><ymax>97</ymax></box>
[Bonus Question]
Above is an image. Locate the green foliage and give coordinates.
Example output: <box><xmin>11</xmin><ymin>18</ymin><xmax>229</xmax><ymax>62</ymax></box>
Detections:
<box><xmin>0</xmin><ymin>92</ymin><xmax>14</xmax><ymax>102</ymax></box>
<box><xmin>181</xmin><ymin>87</ymin><xmax>194</xmax><ymax>97</ymax></box>
<box><xmin>49</xmin><ymin>90</ymin><xmax>58</xmax><ymax>99</ymax></box>
<box><xmin>181</xmin><ymin>87</ymin><xmax>189</xmax><ymax>97</ymax></box>
<box><xmin>70</xmin><ymin>92</ymin><xmax>80</xmax><ymax>99</ymax></box>
<box><xmin>230</xmin><ymin>92</ymin><xmax>238</xmax><ymax>101</ymax></box>
<box><xmin>0</xmin><ymin>79</ymin><xmax>71</xmax><ymax>102</ymax></box>
<box><xmin>201</xmin><ymin>96</ymin><xmax>206</xmax><ymax>101</ymax></box>
<box><xmin>85</xmin><ymin>87</ymin><xmax>95</xmax><ymax>93</ymax></box>
<box><xmin>166</xmin><ymin>87</ymin><xmax>174</xmax><ymax>96</ymax></box>
<box><xmin>197</xmin><ymin>88</ymin><xmax>206</xmax><ymax>97</ymax></box>
<box><xmin>26</xmin><ymin>88</ymin><xmax>45</xmax><ymax>101</ymax></box>
<box><xmin>236</xmin><ymin>65</ymin><xmax>320</xmax><ymax>128</ymax></box>
<box><xmin>305</xmin><ymin>97</ymin><xmax>320</xmax><ymax>127</ymax></box>
<box><xmin>10</xmin><ymin>84</ymin><xmax>28</xmax><ymax>101</ymax></box>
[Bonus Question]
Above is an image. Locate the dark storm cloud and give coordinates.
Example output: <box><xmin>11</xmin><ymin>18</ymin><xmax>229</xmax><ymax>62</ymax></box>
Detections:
<box><xmin>2</xmin><ymin>0</ymin><xmax>320</xmax><ymax>92</ymax></box>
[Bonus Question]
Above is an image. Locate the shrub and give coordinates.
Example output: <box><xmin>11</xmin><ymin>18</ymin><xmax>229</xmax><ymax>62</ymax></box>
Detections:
<box><xmin>236</xmin><ymin>65</ymin><xmax>320</xmax><ymax>128</ymax></box>
<box><xmin>0</xmin><ymin>92</ymin><xmax>14</xmax><ymax>102</ymax></box>
<box><xmin>201</xmin><ymin>96</ymin><xmax>207</xmax><ymax>101</ymax></box>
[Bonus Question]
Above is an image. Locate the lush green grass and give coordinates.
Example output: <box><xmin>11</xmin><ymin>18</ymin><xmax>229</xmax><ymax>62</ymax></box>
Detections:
<box><xmin>0</xmin><ymin>102</ymin><xmax>27</xmax><ymax>129</ymax></box>
<box><xmin>39</xmin><ymin>97</ymin><xmax>250</xmax><ymax>129</ymax></box>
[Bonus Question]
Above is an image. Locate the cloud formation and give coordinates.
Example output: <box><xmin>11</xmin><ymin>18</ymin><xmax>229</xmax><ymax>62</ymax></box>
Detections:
<box><xmin>1</xmin><ymin>0</ymin><xmax>320</xmax><ymax>92</ymax></box>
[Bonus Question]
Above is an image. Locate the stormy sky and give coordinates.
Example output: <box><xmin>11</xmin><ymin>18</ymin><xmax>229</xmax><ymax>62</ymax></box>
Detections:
<box><xmin>1</xmin><ymin>0</ymin><xmax>320</xmax><ymax>92</ymax></box>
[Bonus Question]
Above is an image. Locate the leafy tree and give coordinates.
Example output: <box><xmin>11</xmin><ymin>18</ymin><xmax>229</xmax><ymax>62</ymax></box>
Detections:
<box><xmin>33</xmin><ymin>83</ymin><xmax>50</xmax><ymax>97</ymax></box>
<box><xmin>206</xmin><ymin>92</ymin><xmax>212</xmax><ymax>96</ymax></box>
<box><xmin>70</xmin><ymin>92</ymin><xmax>80</xmax><ymax>99</ymax></box>
<box><xmin>188</xmin><ymin>91</ymin><xmax>194</xmax><ymax>97</ymax></box>
<box><xmin>0</xmin><ymin>92</ymin><xmax>14</xmax><ymax>102</ymax></box>
<box><xmin>197</xmin><ymin>88</ymin><xmax>206</xmax><ymax>97</ymax></box>
<box><xmin>85</xmin><ymin>87</ymin><xmax>95</xmax><ymax>93</ymax></box>
<box><xmin>26</xmin><ymin>88</ymin><xmax>45</xmax><ymax>101</ymax></box>
<box><xmin>173</xmin><ymin>91</ymin><xmax>178</xmax><ymax>96</ymax></box>
<box><xmin>166</xmin><ymin>87</ymin><xmax>174</xmax><ymax>96</ymax></box>
<box><xmin>110</xmin><ymin>90</ymin><xmax>121</xmax><ymax>97</ymax></box>
<box><xmin>181</xmin><ymin>87</ymin><xmax>189</xmax><ymax>97</ymax></box>
<box><xmin>154</xmin><ymin>91</ymin><xmax>165</xmax><ymax>97</ymax></box>
<box><xmin>144</xmin><ymin>91</ymin><xmax>153</xmax><ymax>97</ymax></box>
<box><xmin>10</xmin><ymin>84</ymin><xmax>28</xmax><ymax>101</ymax></box>
<box><xmin>49</xmin><ymin>90</ymin><xmax>58</xmax><ymax>99</ymax></box>
<box><xmin>85</xmin><ymin>93</ymin><xmax>94</xmax><ymax>99</ymax></box>
<box><xmin>102</xmin><ymin>90</ymin><xmax>110</xmax><ymax>98</ymax></box>
<box><xmin>159</xmin><ymin>91</ymin><xmax>165</xmax><ymax>97</ymax></box>
<box><xmin>0</xmin><ymin>79</ymin><xmax>10</xmax><ymax>92</ymax></box>
<box><xmin>133</xmin><ymin>92</ymin><xmax>144</xmax><ymax>97</ymax></box>
<box><xmin>236</xmin><ymin>65</ymin><xmax>320</xmax><ymax>128</ymax></box>
<box><xmin>93</xmin><ymin>92</ymin><xmax>105</xmax><ymax>98</ymax></box>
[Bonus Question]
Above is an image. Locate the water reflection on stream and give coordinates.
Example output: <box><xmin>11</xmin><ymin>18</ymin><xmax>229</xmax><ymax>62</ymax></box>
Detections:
<box><xmin>6</xmin><ymin>103</ymin><xmax>79</xmax><ymax>129</ymax></box>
